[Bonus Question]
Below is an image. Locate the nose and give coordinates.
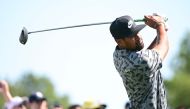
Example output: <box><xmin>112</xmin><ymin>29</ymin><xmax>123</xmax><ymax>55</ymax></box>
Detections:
<box><xmin>135</xmin><ymin>33</ymin><xmax>143</xmax><ymax>42</ymax></box>
<box><xmin>137</xmin><ymin>33</ymin><xmax>142</xmax><ymax>38</ymax></box>
<box><xmin>135</xmin><ymin>33</ymin><xmax>141</xmax><ymax>40</ymax></box>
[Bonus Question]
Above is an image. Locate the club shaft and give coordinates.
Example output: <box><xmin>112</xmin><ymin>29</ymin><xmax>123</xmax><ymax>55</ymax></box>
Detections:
<box><xmin>28</xmin><ymin>18</ymin><xmax>168</xmax><ymax>34</ymax></box>
<box><xmin>28</xmin><ymin>22</ymin><xmax>112</xmax><ymax>34</ymax></box>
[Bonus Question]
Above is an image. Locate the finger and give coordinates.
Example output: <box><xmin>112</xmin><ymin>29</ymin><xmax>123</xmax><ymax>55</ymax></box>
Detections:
<box><xmin>144</xmin><ymin>15</ymin><xmax>148</xmax><ymax>18</ymax></box>
<box><xmin>144</xmin><ymin>15</ymin><xmax>154</xmax><ymax>22</ymax></box>
<box><xmin>144</xmin><ymin>15</ymin><xmax>150</xmax><ymax>23</ymax></box>
<box><xmin>144</xmin><ymin>15</ymin><xmax>151</xmax><ymax>19</ymax></box>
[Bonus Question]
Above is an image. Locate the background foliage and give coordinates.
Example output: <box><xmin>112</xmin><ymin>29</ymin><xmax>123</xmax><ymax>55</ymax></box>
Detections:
<box><xmin>0</xmin><ymin>72</ymin><xmax>70</xmax><ymax>108</ymax></box>
<box><xmin>165</xmin><ymin>31</ymin><xmax>190</xmax><ymax>108</ymax></box>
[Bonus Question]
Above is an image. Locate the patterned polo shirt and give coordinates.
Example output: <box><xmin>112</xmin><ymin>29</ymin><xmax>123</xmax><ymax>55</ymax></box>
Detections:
<box><xmin>113</xmin><ymin>47</ymin><xmax>167</xmax><ymax>109</ymax></box>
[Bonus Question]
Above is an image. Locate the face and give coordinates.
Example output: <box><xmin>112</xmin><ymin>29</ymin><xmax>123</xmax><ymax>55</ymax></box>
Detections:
<box><xmin>74</xmin><ymin>107</ymin><xmax>81</xmax><ymax>109</ymax></box>
<box><xmin>41</xmin><ymin>101</ymin><xmax>48</xmax><ymax>109</ymax></box>
<box><xmin>115</xmin><ymin>32</ymin><xmax>144</xmax><ymax>51</ymax></box>
<box><xmin>29</xmin><ymin>102</ymin><xmax>40</xmax><ymax>109</ymax></box>
<box><xmin>29</xmin><ymin>100</ymin><xmax>48</xmax><ymax>109</ymax></box>
<box><xmin>134</xmin><ymin>33</ymin><xmax>144</xmax><ymax>51</ymax></box>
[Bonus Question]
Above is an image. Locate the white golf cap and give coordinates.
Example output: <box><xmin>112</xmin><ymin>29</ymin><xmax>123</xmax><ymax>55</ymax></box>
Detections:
<box><xmin>4</xmin><ymin>96</ymin><xmax>25</xmax><ymax>109</ymax></box>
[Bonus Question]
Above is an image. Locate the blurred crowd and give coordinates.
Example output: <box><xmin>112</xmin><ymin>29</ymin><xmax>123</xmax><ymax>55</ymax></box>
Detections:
<box><xmin>0</xmin><ymin>80</ymin><xmax>130</xmax><ymax>109</ymax></box>
<box><xmin>1</xmin><ymin>80</ymin><xmax>189</xmax><ymax>109</ymax></box>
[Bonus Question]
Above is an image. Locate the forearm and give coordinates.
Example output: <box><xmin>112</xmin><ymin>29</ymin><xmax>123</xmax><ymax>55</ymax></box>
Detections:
<box><xmin>2</xmin><ymin>91</ymin><xmax>12</xmax><ymax>102</ymax></box>
<box><xmin>0</xmin><ymin>80</ymin><xmax>13</xmax><ymax>102</ymax></box>
<box><xmin>144</xmin><ymin>15</ymin><xmax>169</xmax><ymax>60</ymax></box>
<box><xmin>154</xmin><ymin>23</ymin><xmax>169</xmax><ymax>60</ymax></box>
<box><xmin>157</xmin><ymin>24</ymin><xmax>168</xmax><ymax>48</ymax></box>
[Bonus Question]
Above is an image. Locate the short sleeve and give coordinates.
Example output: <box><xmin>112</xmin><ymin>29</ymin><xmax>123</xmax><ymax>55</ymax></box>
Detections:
<box><xmin>131</xmin><ymin>49</ymin><xmax>162</xmax><ymax>75</ymax></box>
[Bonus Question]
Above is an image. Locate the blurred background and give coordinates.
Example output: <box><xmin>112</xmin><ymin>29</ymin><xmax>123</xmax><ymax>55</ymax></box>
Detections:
<box><xmin>0</xmin><ymin>0</ymin><xmax>190</xmax><ymax>109</ymax></box>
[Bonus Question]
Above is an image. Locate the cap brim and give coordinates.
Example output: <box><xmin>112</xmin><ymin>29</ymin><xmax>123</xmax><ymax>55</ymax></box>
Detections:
<box><xmin>132</xmin><ymin>24</ymin><xmax>146</xmax><ymax>35</ymax></box>
<box><xmin>38</xmin><ymin>98</ymin><xmax>46</xmax><ymax>101</ymax></box>
<box><xmin>29</xmin><ymin>98</ymin><xmax>46</xmax><ymax>102</ymax></box>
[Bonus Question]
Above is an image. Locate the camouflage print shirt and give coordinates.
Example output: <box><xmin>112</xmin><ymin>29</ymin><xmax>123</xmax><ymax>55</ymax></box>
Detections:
<box><xmin>113</xmin><ymin>47</ymin><xmax>167</xmax><ymax>109</ymax></box>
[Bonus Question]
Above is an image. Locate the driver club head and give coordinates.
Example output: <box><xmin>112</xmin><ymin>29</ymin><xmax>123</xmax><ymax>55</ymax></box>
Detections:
<box><xmin>19</xmin><ymin>27</ymin><xmax>28</xmax><ymax>45</ymax></box>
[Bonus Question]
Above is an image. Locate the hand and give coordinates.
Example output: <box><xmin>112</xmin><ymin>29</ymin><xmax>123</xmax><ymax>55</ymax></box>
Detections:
<box><xmin>144</xmin><ymin>15</ymin><xmax>166</xmax><ymax>30</ymax></box>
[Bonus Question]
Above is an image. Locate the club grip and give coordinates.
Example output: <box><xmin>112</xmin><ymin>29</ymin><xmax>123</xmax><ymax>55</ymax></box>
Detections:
<box><xmin>134</xmin><ymin>17</ymin><xmax>168</xmax><ymax>22</ymax></box>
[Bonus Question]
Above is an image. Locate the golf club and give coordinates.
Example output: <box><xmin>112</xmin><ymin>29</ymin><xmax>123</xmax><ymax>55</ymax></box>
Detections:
<box><xmin>19</xmin><ymin>18</ymin><xmax>168</xmax><ymax>45</ymax></box>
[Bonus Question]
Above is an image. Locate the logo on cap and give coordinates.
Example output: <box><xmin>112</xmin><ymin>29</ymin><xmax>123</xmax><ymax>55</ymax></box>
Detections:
<box><xmin>128</xmin><ymin>20</ymin><xmax>133</xmax><ymax>28</ymax></box>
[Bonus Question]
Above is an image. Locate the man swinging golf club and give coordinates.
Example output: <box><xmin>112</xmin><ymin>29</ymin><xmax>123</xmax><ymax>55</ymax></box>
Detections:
<box><xmin>110</xmin><ymin>14</ymin><xmax>169</xmax><ymax>109</ymax></box>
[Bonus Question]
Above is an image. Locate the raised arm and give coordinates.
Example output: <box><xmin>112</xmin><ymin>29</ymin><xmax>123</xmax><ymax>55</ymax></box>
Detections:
<box><xmin>144</xmin><ymin>15</ymin><xmax>169</xmax><ymax>60</ymax></box>
<box><xmin>0</xmin><ymin>80</ymin><xmax>13</xmax><ymax>102</ymax></box>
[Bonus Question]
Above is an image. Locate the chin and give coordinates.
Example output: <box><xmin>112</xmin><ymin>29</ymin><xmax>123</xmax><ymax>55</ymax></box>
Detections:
<box><xmin>136</xmin><ymin>45</ymin><xmax>144</xmax><ymax>51</ymax></box>
<box><xmin>135</xmin><ymin>41</ymin><xmax>144</xmax><ymax>51</ymax></box>
<box><xmin>136</xmin><ymin>48</ymin><xmax>143</xmax><ymax>51</ymax></box>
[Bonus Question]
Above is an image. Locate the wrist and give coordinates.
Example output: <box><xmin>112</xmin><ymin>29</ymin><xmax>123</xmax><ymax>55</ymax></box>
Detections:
<box><xmin>156</xmin><ymin>22</ymin><xmax>167</xmax><ymax>31</ymax></box>
<box><xmin>3</xmin><ymin>91</ymin><xmax>12</xmax><ymax>101</ymax></box>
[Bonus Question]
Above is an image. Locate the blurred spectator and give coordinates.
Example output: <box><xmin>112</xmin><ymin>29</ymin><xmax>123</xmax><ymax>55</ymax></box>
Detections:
<box><xmin>53</xmin><ymin>103</ymin><xmax>64</xmax><ymax>109</ymax></box>
<box><xmin>81</xmin><ymin>100</ymin><xmax>107</xmax><ymax>109</ymax></box>
<box><xmin>0</xmin><ymin>80</ymin><xmax>27</xmax><ymax>109</ymax></box>
<box><xmin>125</xmin><ymin>101</ymin><xmax>131</xmax><ymax>109</ymax></box>
<box><xmin>0</xmin><ymin>80</ymin><xmax>12</xmax><ymax>101</ymax></box>
<box><xmin>68</xmin><ymin>104</ymin><xmax>81</xmax><ymax>109</ymax></box>
<box><xmin>100</xmin><ymin>104</ymin><xmax>107</xmax><ymax>109</ymax></box>
<box><xmin>4</xmin><ymin>96</ymin><xmax>27</xmax><ymax>109</ymax></box>
<box><xmin>28</xmin><ymin>91</ymin><xmax>48</xmax><ymax>109</ymax></box>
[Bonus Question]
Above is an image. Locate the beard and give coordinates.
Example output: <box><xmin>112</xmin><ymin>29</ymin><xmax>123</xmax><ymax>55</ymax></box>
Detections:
<box><xmin>135</xmin><ymin>41</ymin><xmax>144</xmax><ymax>51</ymax></box>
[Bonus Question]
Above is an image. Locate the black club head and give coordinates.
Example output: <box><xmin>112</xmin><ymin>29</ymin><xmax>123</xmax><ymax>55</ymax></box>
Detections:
<box><xmin>19</xmin><ymin>27</ymin><xmax>28</xmax><ymax>45</ymax></box>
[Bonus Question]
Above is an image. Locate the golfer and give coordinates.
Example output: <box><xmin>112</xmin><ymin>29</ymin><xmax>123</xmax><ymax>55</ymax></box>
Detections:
<box><xmin>109</xmin><ymin>14</ymin><xmax>169</xmax><ymax>109</ymax></box>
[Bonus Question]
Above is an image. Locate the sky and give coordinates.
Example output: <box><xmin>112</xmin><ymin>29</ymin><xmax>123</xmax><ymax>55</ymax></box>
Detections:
<box><xmin>0</xmin><ymin>0</ymin><xmax>190</xmax><ymax>109</ymax></box>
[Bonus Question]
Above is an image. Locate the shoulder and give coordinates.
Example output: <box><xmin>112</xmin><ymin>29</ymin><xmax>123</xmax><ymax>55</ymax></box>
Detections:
<box><xmin>134</xmin><ymin>49</ymin><xmax>162</xmax><ymax>69</ymax></box>
<box><xmin>136</xmin><ymin>49</ymin><xmax>161</xmax><ymax>61</ymax></box>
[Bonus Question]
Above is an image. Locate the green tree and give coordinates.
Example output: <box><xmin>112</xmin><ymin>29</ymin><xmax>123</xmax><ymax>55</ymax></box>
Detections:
<box><xmin>165</xmin><ymin>31</ymin><xmax>190</xmax><ymax>108</ymax></box>
<box><xmin>171</xmin><ymin>32</ymin><xmax>190</xmax><ymax>74</ymax></box>
<box><xmin>165</xmin><ymin>73</ymin><xmax>190</xmax><ymax>108</ymax></box>
<box><xmin>0</xmin><ymin>72</ymin><xmax>70</xmax><ymax>108</ymax></box>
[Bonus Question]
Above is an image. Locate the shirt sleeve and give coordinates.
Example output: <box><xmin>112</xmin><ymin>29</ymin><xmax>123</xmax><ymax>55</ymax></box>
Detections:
<box><xmin>131</xmin><ymin>49</ymin><xmax>162</xmax><ymax>76</ymax></box>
